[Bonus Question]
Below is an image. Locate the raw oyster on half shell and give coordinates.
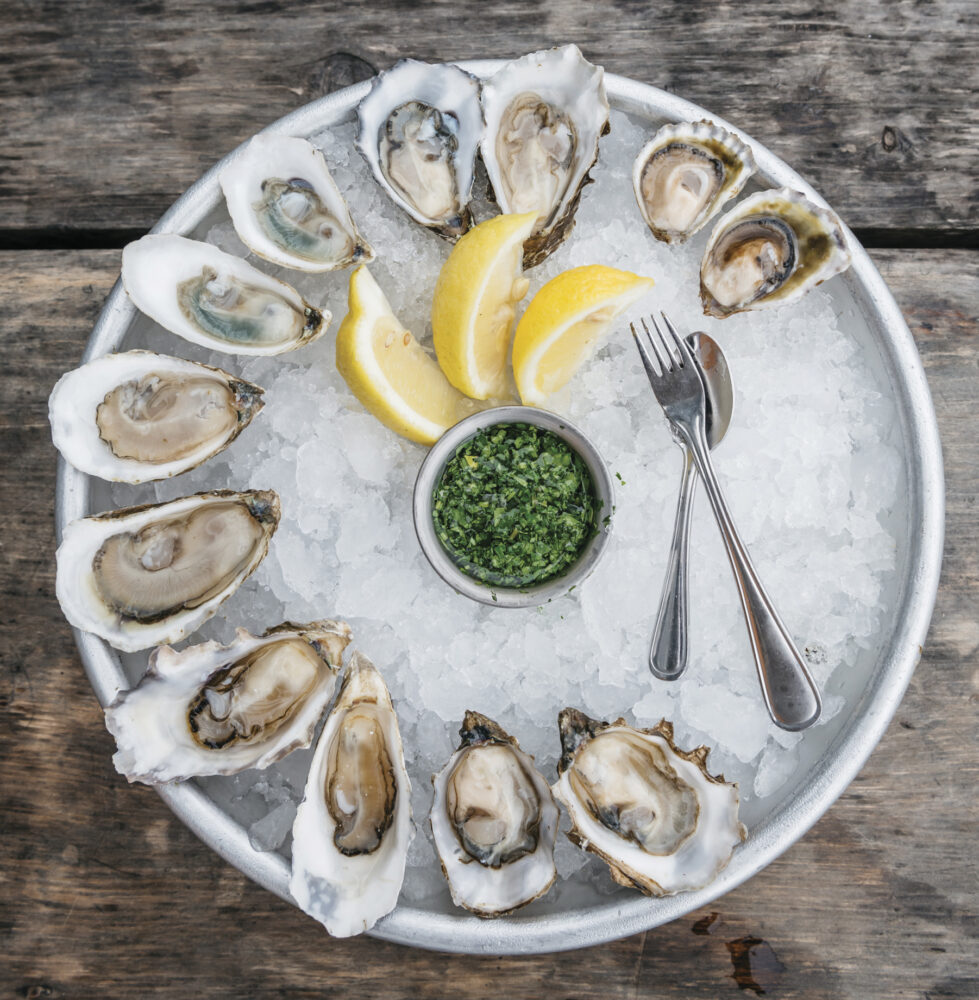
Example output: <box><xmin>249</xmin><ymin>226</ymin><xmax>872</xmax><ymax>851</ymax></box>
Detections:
<box><xmin>633</xmin><ymin>120</ymin><xmax>755</xmax><ymax>244</ymax></box>
<box><xmin>290</xmin><ymin>652</ymin><xmax>412</xmax><ymax>937</ymax></box>
<box><xmin>220</xmin><ymin>134</ymin><xmax>373</xmax><ymax>272</ymax></box>
<box><xmin>430</xmin><ymin>711</ymin><xmax>558</xmax><ymax>917</ymax></box>
<box><xmin>105</xmin><ymin>620</ymin><xmax>352</xmax><ymax>784</ymax></box>
<box><xmin>700</xmin><ymin>187</ymin><xmax>851</xmax><ymax>317</ymax></box>
<box><xmin>122</xmin><ymin>235</ymin><xmax>328</xmax><ymax>354</ymax></box>
<box><xmin>357</xmin><ymin>59</ymin><xmax>483</xmax><ymax>239</ymax></box>
<box><xmin>552</xmin><ymin>709</ymin><xmax>746</xmax><ymax>896</ymax></box>
<box><xmin>56</xmin><ymin>489</ymin><xmax>280</xmax><ymax>652</ymax></box>
<box><xmin>480</xmin><ymin>45</ymin><xmax>609</xmax><ymax>267</ymax></box>
<box><xmin>49</xmin><ymin>351</ymin><xmax>265</xmax><ymax>483</ymax></box>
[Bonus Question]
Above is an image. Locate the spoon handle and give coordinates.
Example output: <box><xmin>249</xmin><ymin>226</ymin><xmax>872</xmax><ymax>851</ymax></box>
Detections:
<box><xmin>650</xmin><ymin>448</ymin><xmax>697</xmax><ymax>679</ymax></box>
<box><xmin>682</xmin><ymin>425</ymin><xmax>821</xmax><ymax>731</ymax></box>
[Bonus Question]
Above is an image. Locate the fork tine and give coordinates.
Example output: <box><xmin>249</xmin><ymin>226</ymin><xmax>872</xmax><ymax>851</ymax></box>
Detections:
<box><xmin>659</xmin><ymin>312</ymin><xmax>686</xmax><ymax>368</ymax></box>
<box><xmin>643</xmin><ymin>316</ymin><xmax>672</xmax><ymax>372</ymax></box>
<box><xmin>659</xmin><ymin>311</ymin><xmax>681</xmax><ymax>341</ymax></box>
<box><xmin>662</xmin><ymin>311</ymin><xmax>696</xmax><ymax>369</ymax></box>
<box><xmin>631</xmin><ymin>320</ymin><xmax>661</xmax><ymax>382</ymax></box>
<box><xmin>648</xmin><ymin>315</ymin><xmax>677</xmax><ymax>372</ymax></box>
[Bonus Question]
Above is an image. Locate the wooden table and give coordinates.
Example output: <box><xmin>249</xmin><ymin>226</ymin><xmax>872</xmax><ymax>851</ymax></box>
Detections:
<box><xmin>2</xmin><ymin>3</ymin><xmax>976</xmax><ymax>997</ymax></box>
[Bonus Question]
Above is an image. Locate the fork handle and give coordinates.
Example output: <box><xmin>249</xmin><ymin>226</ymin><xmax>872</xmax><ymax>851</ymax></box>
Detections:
<box><xmin>681</xmin><ymin>424</ymin><xmax>821</xmax><ymax>731</ymax></box>
<box><xmin>650</xmin><ymin>448</ymin><xmax>697</xmax><ymax>680</ymax></box>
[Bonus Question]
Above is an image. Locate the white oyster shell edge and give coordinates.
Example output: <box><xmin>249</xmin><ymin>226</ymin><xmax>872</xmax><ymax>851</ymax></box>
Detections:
<box><xmin>552</xmin><ymin>723</ymin><xmax>746</xmax><ymax>896</ymax></box>
<box><xmin>55</xmin><ymin>490</ymin><xmax>278</xmax><ymax>653</ymax></box>
<box><xmin>430</xmin><ymin>731</ymin><xmax>559</xmax><ymax>917</ymax></box>
<box><xmin>289</xmin><ymin>652</ymin><xmax>413</xmax><ymax>937</ymax></box>
<box><xmin>104</xmin><ymin>621</ymin><xmax>351</xmax><ymax>784</ymax></box>
<box><xmin>631</xmin><ymin>119</ymin><xmax>756</xmax><ymax>242</ymax></box>
<box><xmin>121</xmin><ymin>234</ymin><xmax>330</xmax><ymax>356</ymax></box>
<box><xmin>700</xmin><ymin>186</ymin><xmax>852</xmax><ymax>315</ymax></box>
<box><xmin>48</xmin><ymin>350</ymin><xmax>264</xmax><ymax>484</ymax></box>
<box><xmin>356</xmin><ymin>58</ymin><xmax>484</xmax><ymax>235</ymax></box>
<box><xmin>219</xmin><ymin>134</ymin><xmax>374</xmax><ymax>272</ymax></box>
<box><xmin>479</xmin><ymin>44</ymin><xmax>609</xmax><ymax>263</ymax></box>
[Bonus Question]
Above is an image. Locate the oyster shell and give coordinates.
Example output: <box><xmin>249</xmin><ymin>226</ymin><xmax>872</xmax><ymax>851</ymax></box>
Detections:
<box><xmin>700</xmin><ymin>187</ymin><xmax>851</xmax><ymax>317</ymax></box>
<box><xmin>122</xmin><ymin>235</ymin><xmax>329</xmax><ymax>354</ymax></box>
<box><xmin>633</xmin><ymin>120</ymin><xmax>755</xmax><ymax>244</ymax></box>
<box><xmin>56</xmin><ymin>489</ymin><xmax>279</xmax><ymax>652</ymax></box>
<box><xmin>430</xmin><ymin>711</ymin><xmax>558</xmax><ymax>917</ymax></box>
<box><xmin>105</xmin><ymin>620</ymin><xmax>352</xmax><ymax>783</ymax></box>
<box><xmin>552</xmin><ymin>709</ymin><xmax>746</xmax><ymax>895</ymax></box>
<box><xmin>480</xmin><ymin>45</ymin><xmax>609</xmax><ymax>267</ymax></box>
<box><xmin>220</xmin><ymin>134</ymin><xmax>373</xmax><ymax>272</ymax></box>
<box><xmin>290</xmin><ymin>652</ymin><xmax>412</xmax><ymax>937</ymax></box>
<box><xmin>357</xmin><ymin>59</ymin><xmax>483</xmax><ymax>239</ymax></box>
<box><xmin>48</xmin><ymin>350</ymin><xmax>264</xmax><ymax>483</ymax></box>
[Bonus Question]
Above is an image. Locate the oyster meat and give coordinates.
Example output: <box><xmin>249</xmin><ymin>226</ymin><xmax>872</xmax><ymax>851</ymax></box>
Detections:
<box><xmin>105</xmin><ymin>620</ymin><xmax>351</xmax><ymax>783</ymax></box>
<box><xmin>220</xmin><ymin>134</ymin><xmax>373</xmax><ymax>272</ymax></box>
<box><xmin>700</xmin><ymin>187</ymin><xmax>851</xmax><ymax>317</ymax></box>
<box><xmin>49</xmin><ymin>350</ymin><xmax>264</xmax><ymax>484</ymax></box>
<box><xmin>357</xmin><ymin>59</ymin><xmax>483</xmax><ymax>239</ymax></box>
<box><xmin>122</xmin><ymin>235</ymin><xmax>329</xmax><ymax>354</ymax></box>
<box><xmin>552</xmin><ymin>709</ymin><xmax>746</xmax><ymax>895</ymax></box>
<box><xmin>56</xmin><ymin>489</ymin><xmax>280</xmax><ymax>652</ymax></box>
<box><xmin>480</xmin><ymin>45</ymin><xmax>609</xmax><ymax>267</ymax></box>
<box><xmin>290</xmin><ymin>652</ymin><xmax>412</xmax><ymax>937</ymax></box>
<box><xmin>430</xmin><ymin>711</ymin><xmax>558</xmax><ymax>917</ymax></box>
<box><xmin>633</xmin><ymin>120</ymin><xmax>755</xmax><ymax>244</ymax></box>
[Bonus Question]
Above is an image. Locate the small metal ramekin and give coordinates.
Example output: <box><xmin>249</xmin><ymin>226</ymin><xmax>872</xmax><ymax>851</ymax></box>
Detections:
<box><xmin>412</xmin><ymin>405</ymin><xmax>615</xmax><ymax>608</ymax></box>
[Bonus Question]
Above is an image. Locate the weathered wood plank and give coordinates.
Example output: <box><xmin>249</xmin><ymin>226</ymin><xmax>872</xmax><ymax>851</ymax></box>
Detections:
<box><xmin>0</xmin><ymin>248</ymin><xmax>975</xmax><ymax>999</ymax></box>
<box><xmin>0</xmin><ymin>1</ymin><xmax>977</xmax><ymax>239</ymax></box>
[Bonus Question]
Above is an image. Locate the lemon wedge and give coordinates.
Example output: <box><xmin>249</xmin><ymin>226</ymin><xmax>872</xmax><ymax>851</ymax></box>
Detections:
<box><xmin>512</xmin><ymin>265</ymin><xmax>655</xmax><ymax>405</ymax></box>
<box><xmin>432</xmin><ymin>211</ymin><xmax>538</xmax><ymax>399</ymax></box>
<box><xmin>335</xmin><ymin>266</ymin><xmax>469</xmax><ymax>445</ymax></box>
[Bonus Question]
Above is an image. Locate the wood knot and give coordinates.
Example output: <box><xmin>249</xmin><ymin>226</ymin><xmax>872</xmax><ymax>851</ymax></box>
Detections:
<box><xmin>305</xmin><ymin>52</ymin><xmax>377</xmax><ymax>98</ymax></box>
<box><xmin>880</xmin><ymin>125</ymin><xmax>915</xmax><ymax>157</ymax></box>
<box><xmin>863</xmin><ymin>125</ymin><xmax>916</xmax><ymax>165</ymax></box>
<box><xmin>19</xmin><ymin>986</ymin><xmax>57</xmax><ymax>999</ymax></box>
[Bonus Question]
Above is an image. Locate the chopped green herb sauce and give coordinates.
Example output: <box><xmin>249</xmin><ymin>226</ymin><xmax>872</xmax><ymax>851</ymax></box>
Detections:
<box><xmin>432</xmin><ymin>422</ymin><xmax>597</xmax><ymax>589</ymax></box>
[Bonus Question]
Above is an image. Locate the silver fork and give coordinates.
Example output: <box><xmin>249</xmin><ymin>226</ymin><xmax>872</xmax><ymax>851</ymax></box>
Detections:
<box><xmin>632</xmin><ymin>312</ymin><xmax>821</xmax><ymax>731</ymax></box>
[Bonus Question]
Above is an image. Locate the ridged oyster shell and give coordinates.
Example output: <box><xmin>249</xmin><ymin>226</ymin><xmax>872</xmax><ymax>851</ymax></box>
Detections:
<box><xmin>290</xmin><ymin>652</ymin><xmax>412</xmax><ymax>937</ymax></box>
<box><xmin>220</xmin><ymin>134</ymin><xmax>373</xmax><ymax>272</ymax></box>
<box><xmin>56</xmin><ymin>489</ymin><xmax>279</xmax><ymax>652</ymax></box>
<box><xmin>633</xmin><ymin>120</ymin><xmax>755</xmax><ymax>243</ymax></box>
<box><xmin>357</xmin><ymin>59</ymin><xmax>483</xmax><ymax>239</ymax></box>
<box><xmin>552</xmin><ymin>709</ymin><xmax>746</xmax><ymax>895</ymax></box>
<box><xmin>122</xmin><ymin>235</ymin><xmax>329</xmax><ymax>355</ymax></box>
<box><xmin>700</xmin><ymin>187</ymin><xmax>851</xmax><ymax>317</ymax></box>
<box><xmin>105</xmin><ymin>620</ymin><xmax>352</xmax><ymax>783</ymax></box>
<box><xmin>480</xmin><ymin>45</ymin><xmax>609</xmax><ymax>267</ymax></box>
<box><xmin>430</xmin><ymin>712</ymin><xmax>558</xmax><ymax>917</ymax></box>
<box><xmin>48</xmin><ymin>350</ymin><xmax>265</xmax><ymax>483</ymax></box>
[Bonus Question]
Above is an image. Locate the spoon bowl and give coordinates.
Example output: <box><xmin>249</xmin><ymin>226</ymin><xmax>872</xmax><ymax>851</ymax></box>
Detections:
<box><xmin>691</xmin><ymin>331</ymin><xmax>734</xmax><ymax>449</ymax></box>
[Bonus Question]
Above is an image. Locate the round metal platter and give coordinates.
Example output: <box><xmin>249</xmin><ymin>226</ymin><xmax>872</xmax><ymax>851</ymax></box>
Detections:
<box><xmin>56</xmin><ymin>61</ymin><xmax>944</xmax><ymax>954</ymax></box>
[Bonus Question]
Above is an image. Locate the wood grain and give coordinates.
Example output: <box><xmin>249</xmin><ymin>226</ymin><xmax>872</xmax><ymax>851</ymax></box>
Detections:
<box><xmin>1</xmin><ymin>1</ymin><xmax>977</xmax><ymax>240</ymax></box>
<box><xmin>1</xmin><ymin>249</ymin><xmax>975</xmax><ymax>999</ymax></box>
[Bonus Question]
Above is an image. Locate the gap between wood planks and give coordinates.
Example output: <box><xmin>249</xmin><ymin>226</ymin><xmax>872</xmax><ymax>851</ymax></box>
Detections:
<box><xmin>0</xmin><ymin>227</ymin><xmax>976</xmax><ymax>253</ymax></box>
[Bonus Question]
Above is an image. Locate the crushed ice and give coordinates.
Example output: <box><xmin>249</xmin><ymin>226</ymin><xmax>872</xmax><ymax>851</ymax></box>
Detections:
<box><xmin>110</xmin><ymin>109</ymin><xmax>904</xmax><ymax>908</ymax></box>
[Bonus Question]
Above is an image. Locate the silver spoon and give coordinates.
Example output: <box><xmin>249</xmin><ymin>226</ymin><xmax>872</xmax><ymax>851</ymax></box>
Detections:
<box><xmin>650</xmin><ymin>331</ymin><xmax>734</xmax><ymax>680</ymax></box>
